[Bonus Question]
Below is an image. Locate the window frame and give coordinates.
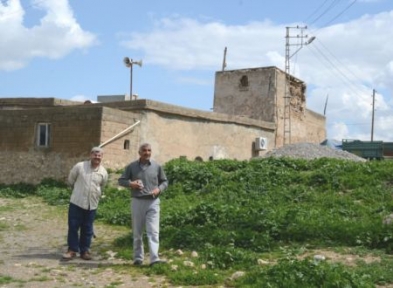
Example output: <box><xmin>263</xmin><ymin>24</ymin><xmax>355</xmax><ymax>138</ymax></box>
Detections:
<box><xmin>36</xmin><ymin>123</ymin><xmax>51</xmax><ymax>147</ymax></box>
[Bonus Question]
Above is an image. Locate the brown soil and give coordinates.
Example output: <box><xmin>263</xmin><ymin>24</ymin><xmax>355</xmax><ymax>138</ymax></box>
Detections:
<box><xmin>0</xmin><ymin>197</ymin><xmax>170</xmax><ymax>288</ymax></box>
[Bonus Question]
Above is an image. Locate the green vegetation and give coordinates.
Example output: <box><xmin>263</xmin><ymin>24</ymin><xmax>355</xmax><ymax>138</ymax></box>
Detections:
<box><xmin>2</xmin><ymin>157</ymin><xmax>393</xmax><ymax>287</ymax></box>
<box><xmin>0</xmin><ymin>275</ymin><xmax>21</xmax><ymax>285</ymax></box>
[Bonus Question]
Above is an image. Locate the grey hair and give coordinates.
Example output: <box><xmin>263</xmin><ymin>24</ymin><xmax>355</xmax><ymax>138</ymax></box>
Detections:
<box><xmin>139</xmin><ymin>143</ymin><xmax>151</xmax><ymax>152</ymax></box>
<box><xmin>91</xmin><ymin>147</ymin><xmax>103</xmax><ymax>153</ymax></box>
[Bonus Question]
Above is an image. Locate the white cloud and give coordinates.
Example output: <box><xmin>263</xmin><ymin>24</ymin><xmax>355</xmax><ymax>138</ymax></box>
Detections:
<box><xmin>120</xmin><ymin>11</ymin><xmax>393</xmax><ymax>141</ymax></box>
<box><xmin>121</xmin><ymin>17</ymin><xmax>282</xmax><ymax>70</ymax></box>
<box><xmin>0</xmin><ymin>0</ymin><xmax>97</xmax><ymax>71</ymax></box>
<box><xmin>330</xmin><ymin>122</ymin><xmax>350</xmax><ymax>141</ymax></box>
<box><xmin>121</xmin><ymin>11</ymin><xmax>393</xmax><ymax>140</ymax></box>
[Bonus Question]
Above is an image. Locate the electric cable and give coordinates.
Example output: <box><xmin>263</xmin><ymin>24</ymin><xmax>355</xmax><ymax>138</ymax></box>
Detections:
<box><xmin>307</xmin><ymin>0</ymin><xmax>342</xmax><ymax>27</ymax></box>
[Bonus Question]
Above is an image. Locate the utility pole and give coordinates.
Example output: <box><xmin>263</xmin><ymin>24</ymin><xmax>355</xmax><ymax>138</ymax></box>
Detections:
<box><xmin>371</xmin><ymin>89</ymin><xmax>376</xmax><ymax>142</ymax></box>
<box><xmin>284</xmin><ymin>26</ymin><xmax>315</xmax><ymax>145</ymax></box>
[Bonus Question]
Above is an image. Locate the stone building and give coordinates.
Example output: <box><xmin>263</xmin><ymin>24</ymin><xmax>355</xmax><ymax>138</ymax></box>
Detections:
<box><xmin>214</xmin><ymin>66</ymin><xmax>325</xmax><ymax>147</ymax></box>
<box><xmin>0</xmin><ymin>98</ymin><xmax>275</xmax><ymax>184</ymax></box>
<box><xmin>0</xmin><ymin>66</ymin><xmax>325</xmax><ymax>185</ymax></box>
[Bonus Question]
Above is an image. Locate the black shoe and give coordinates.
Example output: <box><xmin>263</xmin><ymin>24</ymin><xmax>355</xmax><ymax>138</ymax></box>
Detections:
<box><xmin>133</xmin><ymin>260</ymin><xmax>143</xmax><ymax>266</ymax></box>
<box><xmin>150</xmin><ymin>260</ymin><xmax>167</xmax><ymax>267</ymax></box>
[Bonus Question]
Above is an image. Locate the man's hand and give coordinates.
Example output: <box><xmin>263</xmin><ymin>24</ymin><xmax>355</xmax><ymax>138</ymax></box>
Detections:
<box><xmin>130</xmin><ymin>180</ymin><xmax>144</xmax><ymax>190</ymax></box>
<box><xmin>151</xmin><ymin>187</ymin><xmax>160</xmax><ymax>198</ymax></box>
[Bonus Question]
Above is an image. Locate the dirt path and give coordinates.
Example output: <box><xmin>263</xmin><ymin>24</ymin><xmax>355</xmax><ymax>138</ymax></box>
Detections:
<box><xmin>0</xmin><ymin>197</ymin><xmax>170</xmax><ymax>288</ymax></box>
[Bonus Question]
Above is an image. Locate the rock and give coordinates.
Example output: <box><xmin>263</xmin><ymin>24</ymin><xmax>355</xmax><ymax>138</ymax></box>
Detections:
<box><xmin>183</xmin><ymin>260</ymin><xmax>194</xmax><ymax>267</ymax></box>
<box><xmin>257</xmin><ymin>259</ymin><xmax>269</xmax><ymax>265</ymax></box>
<box><xmin>229</xmin><ymin>271</ymin><xmax>245</xmax><ymax>280</ymax></box>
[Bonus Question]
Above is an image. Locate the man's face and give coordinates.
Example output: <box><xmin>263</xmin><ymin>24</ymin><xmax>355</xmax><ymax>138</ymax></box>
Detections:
<box><xmin>90</xmin><ymin>151</ymin><xmax>103</xmax><ymax>166</ymax></box>
<box><xmin>139</xmin><ymin>146</ymin><xmax>152</xmax><ymax>161</ymax></box>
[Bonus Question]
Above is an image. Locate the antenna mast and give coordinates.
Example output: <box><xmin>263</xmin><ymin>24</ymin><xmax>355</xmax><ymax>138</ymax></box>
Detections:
<box><xmin>222</xmin><ymin>47</ymin><xmax>227</xmax><ymax>71</ymax></box>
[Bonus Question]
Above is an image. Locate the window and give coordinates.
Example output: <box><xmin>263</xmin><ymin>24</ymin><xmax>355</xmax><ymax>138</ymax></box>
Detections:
<box><xmin>239</xmin><ymin>75</ymin><xmax>249</xmax><ymax>91</ymax></box>
<box><xmin>124</xmin><ymin>140</ymin><xmax>130</xmax><ymax>150</ymax></box>
<box><xmin>36</xmin><ymin>123</ymin><xmax>51</xmax><ymax>147</ymax></box>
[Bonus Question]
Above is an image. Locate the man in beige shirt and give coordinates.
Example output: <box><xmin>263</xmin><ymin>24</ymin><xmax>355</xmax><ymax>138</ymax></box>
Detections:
<box><xmin>62</xmin><ymin>147</ymin><xmax>108</xmax><ymax>261</ymax></box>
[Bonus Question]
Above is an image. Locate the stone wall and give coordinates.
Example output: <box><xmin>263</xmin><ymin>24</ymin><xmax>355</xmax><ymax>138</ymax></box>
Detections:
<box><xmin>0</xmin><ymin>101</ymin><xmax>276</xmax><ymax>184</ymax></box>
<box><xmin>213</xmin><ymin>67</ymin><xmax>326</xmax><ymax>147</ymax></box>
<box><xmin>0</xmin><ymin>106</ymin><xmax>103</xmax><ymax>153</ymax></box>
<box><xmin>98</xmin><ymin>107</ymin><xmax>141</xmax><ymax>171</ymax></box>
<box><xmin>0</xmin><ymin>97</ymin><xmax>80</xmax><ymax>110</ymax></box>
<box><xmin>0</xmin><ymin>151</ymin><xmax>81</xmax><ymax>184</ymax></box>
<box><xmin>213</xmin><ymin>67</ymin><xmax>277</xmax><ymax>122</ymax></box>
<box><xmin>134</xmin><ymin>110</ymin><xmax>275</xmax><ymax>163</ymax></box>
<box><xmin>291</xmin><ymin>109</ymin><xmax>326</xmax><ymax>144</ymax></box>
<box><xmin>0</xmin><ymin>106</ymin><xmax>136</xmax><ymax>184</ymax></box>
<box><xmin>97</xmin><ymin>102</ymin><xmax>276</xmax><ymax>165</ymax></box>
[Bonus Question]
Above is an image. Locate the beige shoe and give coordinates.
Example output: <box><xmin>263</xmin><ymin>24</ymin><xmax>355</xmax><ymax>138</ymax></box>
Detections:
<box><xmin>80</xmin><ymin>251</ymin><xmax>92</xmax><ymax>260</ymax></box>
<box><xmin>62</xmin><ymin>250</ymin><xmax>77</xmax><ymax>260</ymax></box>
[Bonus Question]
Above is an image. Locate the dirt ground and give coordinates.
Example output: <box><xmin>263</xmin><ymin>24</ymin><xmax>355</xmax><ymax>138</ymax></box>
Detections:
<box><xmin>0</xmin><ymin>197</ymin><xmax>171</xmax><ymax>288</ymax></box>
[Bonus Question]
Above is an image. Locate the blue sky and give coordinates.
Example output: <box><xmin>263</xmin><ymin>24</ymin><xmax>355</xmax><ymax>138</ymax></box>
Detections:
<box><xmin>1</xmin><ymin>0</ymin><xmax>393</xmax><ymax>141</ymax></box>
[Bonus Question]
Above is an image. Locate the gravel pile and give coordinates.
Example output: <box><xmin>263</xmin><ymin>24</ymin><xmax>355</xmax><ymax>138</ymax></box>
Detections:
<box><xmin>264</xmin><ymin>142</ymin><xmax>366</xmax><ymax>162</ymax></box>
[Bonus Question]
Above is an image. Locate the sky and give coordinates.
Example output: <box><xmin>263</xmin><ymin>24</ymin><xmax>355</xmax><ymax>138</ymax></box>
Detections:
<box><xmin>1</xmin><ymin>0</ymin><xmax>393</xmax><ymax>142</ymax></box>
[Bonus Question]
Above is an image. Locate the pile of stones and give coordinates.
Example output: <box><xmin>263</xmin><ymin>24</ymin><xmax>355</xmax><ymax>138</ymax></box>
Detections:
<box><xmin>263</xmin><ymin>142</ymin><xmax>366</xmax><ymax>162</ymax></box>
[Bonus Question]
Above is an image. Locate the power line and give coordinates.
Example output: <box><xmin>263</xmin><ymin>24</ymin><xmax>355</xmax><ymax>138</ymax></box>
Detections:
<box><xmin>307</xmin><ymin>40</ymin><xmax>370</xmax><ymax>97</ymax></box>
<box><xmin>298</xmin><ymin>1</ymin><xmax>365</xmax><ymax>96</ymax></box>
<box><xmin>303</xmin><ymin>0</ymin><xmax>330</xmax><ymax>24</ymax></box>
<box><xmin>320</xmin><ymin>0</ymin><xmax>358</xmax><ymax>28</ymax></box>
<box><xmin>316</xmin><ymin>39</ymin><xmax>367</xmax><ymax>87</ymax></box>
<box><xmin>307</xmin><ymin>0</ymin><xmax>342</xmax><ymax>26</ymax></box>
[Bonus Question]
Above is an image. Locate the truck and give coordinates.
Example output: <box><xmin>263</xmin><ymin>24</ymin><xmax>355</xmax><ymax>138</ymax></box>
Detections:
<box><xmin>342</xmin><ymin>139</ymin><xmax>384</xmax><ymax>160</ymax></box>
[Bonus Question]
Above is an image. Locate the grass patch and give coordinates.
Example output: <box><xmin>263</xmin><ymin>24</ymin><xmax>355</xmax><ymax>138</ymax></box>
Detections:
<box><xmin>0</xmin><ymin>275</ymin><xmax>22</xmax><ymax>285</ymax></box>
<box><xmin>2</xmin><ymin>157</ymin><xmax>393</xmax><ymax>287</ymax></box>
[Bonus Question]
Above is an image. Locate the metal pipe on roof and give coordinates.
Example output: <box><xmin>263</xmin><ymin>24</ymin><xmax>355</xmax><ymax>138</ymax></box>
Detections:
<box><xmin>99</xmin><ymin>120</ymin><xmax>141</xmax><ymax>148</ymax></box>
